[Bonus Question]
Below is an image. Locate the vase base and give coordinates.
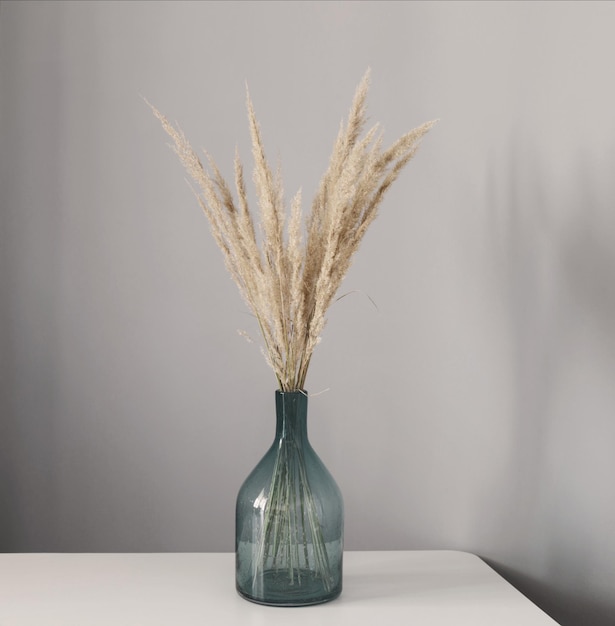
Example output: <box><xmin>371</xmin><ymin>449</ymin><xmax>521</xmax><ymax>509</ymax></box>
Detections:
<box><xmin>236</xmin><ymin>568</ymin><xmax>342</xmax><ymax>607</ymax></box>
<box><xmin>236</xmin><ymin>587</ymin><xmax>342</xmax><ymax>607</ymax></box>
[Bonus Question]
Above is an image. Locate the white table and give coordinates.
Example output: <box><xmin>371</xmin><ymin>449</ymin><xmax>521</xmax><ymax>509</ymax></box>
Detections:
<box><xmin>0</xmin><ymin>550</ymin><xmax>559</xmax><ymax>625</ymax></box>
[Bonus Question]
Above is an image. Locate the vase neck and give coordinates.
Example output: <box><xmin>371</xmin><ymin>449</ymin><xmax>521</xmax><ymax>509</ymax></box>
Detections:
<box><xmin>275</xmin><ymin>390</ymin><xmax>308</xmax><ymax>443</ymax></box>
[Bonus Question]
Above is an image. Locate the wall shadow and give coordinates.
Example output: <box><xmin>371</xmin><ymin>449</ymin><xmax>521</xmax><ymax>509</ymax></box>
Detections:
<box><xmin>481</xmin><ymin>133</ymin><xmax>615</xmax><ymax>626</ymax></box>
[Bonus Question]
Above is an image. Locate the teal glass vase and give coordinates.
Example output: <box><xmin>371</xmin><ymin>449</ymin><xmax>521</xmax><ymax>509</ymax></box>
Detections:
<box><xmin>235</xmin><ymin>390</ymin><xmax>344</xmax><ymax>606</ymax></box>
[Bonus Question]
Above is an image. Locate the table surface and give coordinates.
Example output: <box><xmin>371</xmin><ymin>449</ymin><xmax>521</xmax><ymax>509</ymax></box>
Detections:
<box><xmin>0</xmin><ymin>550</ymin><xmax>559</xmax><ymax>625</ymax></box>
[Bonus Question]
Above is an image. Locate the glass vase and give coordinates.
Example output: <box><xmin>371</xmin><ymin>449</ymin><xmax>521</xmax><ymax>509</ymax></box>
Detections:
<box><xmin>235</xmin><ymin>390</ymin><xmax>343</xmax><ymax>606</ymax></box>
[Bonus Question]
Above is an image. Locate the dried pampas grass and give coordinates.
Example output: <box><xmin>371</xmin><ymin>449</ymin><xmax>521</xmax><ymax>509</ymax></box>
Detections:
<box><xmin>149</xmin><ymin>70</ymin><xmax>435</xmax><ymax>391</ymax></box>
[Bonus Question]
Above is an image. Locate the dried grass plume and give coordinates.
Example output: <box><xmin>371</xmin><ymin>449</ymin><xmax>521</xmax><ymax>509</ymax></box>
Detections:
<box><xmin>148</xmin><ymin>70</ymin><xmax>436</xmax><ymax>391</ymax></box>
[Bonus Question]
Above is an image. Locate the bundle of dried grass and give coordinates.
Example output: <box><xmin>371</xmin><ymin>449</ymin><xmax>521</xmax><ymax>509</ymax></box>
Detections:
<box><xmin>149</xmin><ymin>71</ymin><xmax>435</xmax><ymax>391</ymax></box>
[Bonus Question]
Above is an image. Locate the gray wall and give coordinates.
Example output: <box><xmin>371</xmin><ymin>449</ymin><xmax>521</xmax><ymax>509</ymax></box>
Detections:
<box><xmin>1</xmin><ymin>2</ymin><xmax>614</xmax><ymax>624</ymax></box>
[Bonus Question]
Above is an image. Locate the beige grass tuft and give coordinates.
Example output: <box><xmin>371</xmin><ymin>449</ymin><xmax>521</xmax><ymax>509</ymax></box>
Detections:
<box><xmin>148</xmin><ymin>71</ymin><xmax>436</xmax><ymax>391</ymax></box>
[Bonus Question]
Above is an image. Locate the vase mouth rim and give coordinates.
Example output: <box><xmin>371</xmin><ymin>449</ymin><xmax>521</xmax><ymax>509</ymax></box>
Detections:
<box><xmin>276</xmin><ymin>389</ymin><xmax>308</xmax><ymax>396</ymax></box>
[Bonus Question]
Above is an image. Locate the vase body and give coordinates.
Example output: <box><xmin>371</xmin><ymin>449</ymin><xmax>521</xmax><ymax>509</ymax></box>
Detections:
<box><xmin>235</xmin><ymin>390</ymin><xmax>343</xmax><ymax>606</ymax></box>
